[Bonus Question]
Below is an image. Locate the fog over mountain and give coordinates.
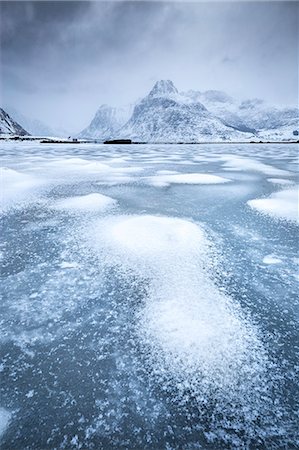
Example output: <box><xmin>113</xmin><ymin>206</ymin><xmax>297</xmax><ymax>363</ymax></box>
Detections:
<box><xmin>1</xmin><ymin>1</ymin><xmax>298</xmax><ymax>131</ymax></box>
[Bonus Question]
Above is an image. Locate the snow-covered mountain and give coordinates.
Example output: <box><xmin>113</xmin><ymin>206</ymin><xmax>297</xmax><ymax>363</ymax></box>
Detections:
<box><xmin>119</xmin><ymin>80</ymin><xmax>253</xmax><ymax>142</ymax></box>
<box><xmin>78</xmin><ymin>104</ymin><xmax>133</xmax><ymax>139</ymax></box>
<box><xmin>237</xmin><ymin>100</ymin><xmax>298</xmax><ymax>131</ymax></box>
<box><xmin>4</xmin><ymin>107</ymin><xmax>68</xmax><ymax>138</ymax></box>
<box><xmin>0</xmin><ymin>108</ymin><xmax>29</xmax><ymax>136</ymax></box>
<box><xmin>183</xmin><ymin>90</ymin><xmax>299</xmax><ymax>138</ymax></box>
<box><xmin>79</xmin><ymin>80</ymin><xmax>298</xmax><ymax>142</ymax></box>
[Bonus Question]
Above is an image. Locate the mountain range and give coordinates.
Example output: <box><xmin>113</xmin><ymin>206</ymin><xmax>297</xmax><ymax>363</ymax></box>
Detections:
<box><xmin>1</xmin><ymin>80</ymin><xmax>298</xmax><ymax>142</ymax></box>
<box><xmin>79</xmin><ymin>80</ymin><xmax>299</xmax><ymax>142</ymax></box>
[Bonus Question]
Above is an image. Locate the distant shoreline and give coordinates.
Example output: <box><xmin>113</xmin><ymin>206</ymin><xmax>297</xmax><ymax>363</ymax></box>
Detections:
<box><xmin>0</xmin><ymin>136</ymin><xmax>298</xmax><ymax>145</ymax></box>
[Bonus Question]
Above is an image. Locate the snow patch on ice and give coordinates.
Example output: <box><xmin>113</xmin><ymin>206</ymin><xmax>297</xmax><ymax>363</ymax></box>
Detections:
<box><xmin>43</xmin><ymin>158</ymin><xmax>141</xmax><ymax>185</ymax></box>
<box><xmin>53</xmin><ymin>193</ymin><xmax>117</xmax><ymax>213</ymax></box>
<box><xmin>155</xmin><ymin>170</ymin><xmax>178</xmax><ymax>175</ymax></box>
<box><xmin>221</xmin><ymin>156</ymin><xmax>291</xmax><ymax>176</ymax></box>
<box><xmin>59</xmin><ymin>261</ymin><xmax>80</xmax><ymax>269</ymax></box>
<box><xmin>89</xmin><ymin>215</ymin><xmax>266</xmax><ymax>393</ymax></box>
<box><xmin>248</xmin><ymin>187</ymin><xmax>299</xmax><ymax>224</ymax></box>
<box><xmin>263</xmin><ymin>255</ymin><xmax>282</xmax><ymax>264</ymax></box>
<box><xmin>147</xmin><ymin>173</ymin><xmax>230</xmax><ymax>187</ymax></box>
<box><xmin>267</xmin><ymin>178</ymin><xmax>294</xmax><ymax>185</ymax></box>
<box><xmin>0</xmin><ymin>167</ymin><xmax>44</xmax><ymax>212</ymax></box>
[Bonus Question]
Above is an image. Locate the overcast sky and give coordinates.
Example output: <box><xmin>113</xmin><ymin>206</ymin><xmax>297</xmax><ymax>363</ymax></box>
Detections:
<box><xmin>1</xmin><ymin>0</ymin><xmax>298</xmax><ymax>132</ymax></box>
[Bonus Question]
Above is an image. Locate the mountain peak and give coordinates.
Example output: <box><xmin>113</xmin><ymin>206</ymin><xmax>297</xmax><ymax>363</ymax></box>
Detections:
<box><xmin>149</xmin><ymin>80</ymin><xmax>178</xmax><ymax>97</ymax></box>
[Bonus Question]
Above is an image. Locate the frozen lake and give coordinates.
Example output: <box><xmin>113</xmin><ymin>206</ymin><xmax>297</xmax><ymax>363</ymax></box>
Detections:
<box><xmin>0</xmin><ymin>142</ymin><xmax>298</xmax><ymax>449</ymax></box>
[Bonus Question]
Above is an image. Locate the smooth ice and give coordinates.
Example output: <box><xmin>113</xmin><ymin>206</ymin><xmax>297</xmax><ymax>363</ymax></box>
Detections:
<box><xmin>0</xmin><ymin>142</ymin><xmax>298</xmax><ymax>449</ymax></box>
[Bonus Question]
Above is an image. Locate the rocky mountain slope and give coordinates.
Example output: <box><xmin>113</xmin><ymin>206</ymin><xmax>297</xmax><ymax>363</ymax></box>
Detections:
<box><xmin>0</xmin><ymin>108</ymin><xmax>29</xmax><ymax>136</ymax></box>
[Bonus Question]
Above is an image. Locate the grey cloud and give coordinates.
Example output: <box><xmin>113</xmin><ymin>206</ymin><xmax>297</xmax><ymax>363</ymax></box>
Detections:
<box><xmin>1</xmin><ymin>1</ymin><xmax>298</xmax><ymax>132</ymax></box>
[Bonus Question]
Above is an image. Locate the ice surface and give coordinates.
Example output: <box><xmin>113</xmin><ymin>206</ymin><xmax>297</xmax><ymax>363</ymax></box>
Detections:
<box><xmin>0</xmin><ymin>157</ymin><xmax>141</xmax><ymax>213</ymax></box>
<box><xmin>147</xmin><ymin>173</ymin><xmax>230</xmax><ymax>187</ymax></box>
<box><xmin>248</xmin><ymin>187</ymin><xmax>299</xmax><ymax>223</ymax></box>
<box><xmin>53</xmin><ymin>193</ymin><xmax>117</xmax><ymax>213</ymax></box>
<box><xmin>1</xmin><ymin>142</ymin><xmax>298</xmax><ymax>449</ymax></box>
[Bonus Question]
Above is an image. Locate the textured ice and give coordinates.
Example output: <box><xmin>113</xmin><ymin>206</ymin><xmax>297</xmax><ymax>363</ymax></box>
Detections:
<box><xmin>89</xmin><ymin>215</ymin><xmax>266</xmax><ymax>391</ymax></box>
<box><xmin>248</xmin><ymin>187</ymin><xmax>299</xmax><ymax>223</ymax></box>
<box><xmin>1</xmin><ymin>142</ymin><xmax>298</xmax><ymax>449</ymax></box>
<box><xmin>0</xmin><ymin>408</ymin><xmax>11</xmax><ymax>437</ymax></box>
<box><xmin>53</xmin><ymin>193</ymin><xmax>117</xmax><ymax>213</ymax></box>
<box><xmin>147</xmin><ymin>173</ymin><xmax>230</xmax><ymax>187</ymax></box>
